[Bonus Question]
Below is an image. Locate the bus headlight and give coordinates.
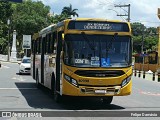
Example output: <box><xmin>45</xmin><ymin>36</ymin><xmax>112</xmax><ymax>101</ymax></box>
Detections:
<box><xmin>64</xmin><ymin>74</ymin><xmax>70</xmax><ymax>82</ymax></box>
<box><xmin>121</xmin><ymin>76</ymin><xmax>131</xmax><ymax>87</ymax></box>
<box><xmin>64</xmin><ymin>74</ymin><xmax>78</xmax><ymax>87</ymax></box>
<box><xmin>71</xmin><ymin>78</ymin><xmax>78</xmax><ymax>87</ymax></box>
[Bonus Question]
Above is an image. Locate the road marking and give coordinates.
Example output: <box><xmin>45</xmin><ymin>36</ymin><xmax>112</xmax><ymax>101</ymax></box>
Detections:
<box><xmin>1</xmin><ymin>65</ymin><xmax>10</xmax><ymax>68</ymax></box>
<box><xmin>0</xmin><ymin>88</ymin><xmax>37</xmax><ymax>90</ymax></box>
<box><xmin>139</xmin><ymin>90</ymin><xmax>160</xmax><ymax>96</ymax></box>
<box><xmin>12</xmin><ymin>75</ymin><xmax>26</xmax><ymax>81</ymax></box>
<box><xmin>133</xmin><ymin>86</ymin><xmax>160</xmax><ymax>96</ymax></box>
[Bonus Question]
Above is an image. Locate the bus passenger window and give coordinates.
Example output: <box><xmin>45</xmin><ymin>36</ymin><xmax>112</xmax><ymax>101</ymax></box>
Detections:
<box><xmin>53</xmin><ymin>41</ymin><xmax>56</xmax><ymax>54</ymax></box>
<box><xmin>48</xmin><ymin>33</ymin><xmax>51</xmax><ymax>53</ymax></box>
<box><xmin>45</xmin><ymin>36</ymin><xmax>48</xmax><ymax>54</ymax></box>
<box><xmin>37</xmin><ymin>40</ymin><xmax>39</xmax><ymax>54</ymax></box>
<box><xmin>51</xmin><ymin>32</ymin><xmax>57</xmax><ymax>54</ymax></box>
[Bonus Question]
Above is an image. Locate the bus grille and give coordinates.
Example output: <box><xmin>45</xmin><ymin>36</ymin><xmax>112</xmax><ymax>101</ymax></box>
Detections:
<box><xmin>80</xmin><ymin>86</ymin><xmax>121</xmax><ymax>95</ymax></box>
<box><xmin>75</xmin><ymin>70</ymin><xmax>125</xmax><ymax>77</ymax></box>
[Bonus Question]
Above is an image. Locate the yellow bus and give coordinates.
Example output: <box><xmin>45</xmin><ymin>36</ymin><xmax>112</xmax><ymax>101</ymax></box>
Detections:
<box><xmin>31</xmin><ymin>18</ymin><xmax>132</xmax><ymax>104</ymax></box>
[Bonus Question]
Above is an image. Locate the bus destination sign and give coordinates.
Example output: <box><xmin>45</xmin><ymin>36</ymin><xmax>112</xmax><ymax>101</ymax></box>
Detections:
<box><xmin>83</xmin><ymin>23</ymin><xmax>112</xmax><ymax>30</ymax></box>
<box><xmin>68</xmin><ymin>21</ymin><xmax>129</xmax><ymax>32</ymax></box>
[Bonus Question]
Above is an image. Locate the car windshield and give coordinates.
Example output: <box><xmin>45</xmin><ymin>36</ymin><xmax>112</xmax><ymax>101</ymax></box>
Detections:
<box><xmin>22</xmin><ymin>59</ymin><xmax>31</xmax><ymax>63</ymax></box>
<box><xmin>64</xmin><ymin>34</ymin><xmax>132</xmax><ymax>68</ymax></box>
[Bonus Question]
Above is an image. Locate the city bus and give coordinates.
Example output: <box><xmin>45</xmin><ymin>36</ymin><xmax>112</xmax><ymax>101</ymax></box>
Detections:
<box><xmin>31</xmin><ymin>18</ymin><xmax>132</xmax><ymax>104</ymax></box>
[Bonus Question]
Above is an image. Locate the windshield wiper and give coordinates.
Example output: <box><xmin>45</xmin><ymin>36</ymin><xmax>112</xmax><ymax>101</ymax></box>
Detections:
<box><xmin>81</xmin><ymin>32</ymin><xmax>95</xmax><ymax>51</ymax></box>
<box><xmin>106</xmin><ymin>33</ymin><xmax>118</xmax><ymax>51</ymax></box>
<box><xmin>105</xmin><ymin>33</ymin><xmax>118</xmax><ymax>59</ymax></box>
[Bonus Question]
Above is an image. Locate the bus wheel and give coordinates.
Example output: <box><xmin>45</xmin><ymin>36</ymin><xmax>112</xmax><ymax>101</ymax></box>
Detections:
<box><xmin>101</xmin><ymin>96</ymin><xmax>113</xmax><ymax>104</ymax></box>
<box><xmin>54</xmin><ymin>87</ymin><xmax>62</xmax><ymax>103</ymax></box>
<box><xmin>36</xmin><ymin>71</ymin><xmax>40</xmax><ymax>88</ymax></box>
<box><xmin>51</xmin><ymin>74</ymin><xmax>62</xmax><ymax>103</ymax></box>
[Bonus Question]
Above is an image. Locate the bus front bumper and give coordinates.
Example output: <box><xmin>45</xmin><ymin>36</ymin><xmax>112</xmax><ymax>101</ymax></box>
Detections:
<box><xmin>62</xmin><ymin>80</ymin><xmax>132</xmax><ymax>96</ymax></box>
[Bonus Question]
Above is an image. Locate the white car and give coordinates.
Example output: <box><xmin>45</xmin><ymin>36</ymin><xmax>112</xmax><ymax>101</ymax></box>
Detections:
<box><xmin>18</xmin><ymin>57</ymin><xmax>31</xmax><ymax>74</ymax></box>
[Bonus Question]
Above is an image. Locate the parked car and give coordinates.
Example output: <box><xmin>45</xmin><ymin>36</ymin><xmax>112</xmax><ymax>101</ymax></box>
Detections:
<box><xmin>18</xmin><ymin>56</ymin><xmax>31</xmax><ymax>74</ymax></box>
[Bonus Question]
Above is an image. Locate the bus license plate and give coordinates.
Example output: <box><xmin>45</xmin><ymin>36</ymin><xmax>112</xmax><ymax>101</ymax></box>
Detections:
<box><xmin>95</xmin><ymin>90</ymin><xmax>106</xmax><ymax>94</ymax></box>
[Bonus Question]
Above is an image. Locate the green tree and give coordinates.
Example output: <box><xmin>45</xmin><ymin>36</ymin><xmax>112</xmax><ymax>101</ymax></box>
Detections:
<box><xmin>131</xmin><ymin>22</ymin><xmax>158</xmax><ymax>53</ymax></box>
<box><xmin>61</xmin><ymin>4</ymin><xmax>78</xmax><ymax>18</ymax></box>
<box><xmin>11</xmin><ymin>0</ymin><xmax>53</xmax><ymax>54</ymax></box>
<box><xmin>12</xmin><ymin>0</ymin><xmax>52</xmax><ymax>35</ymax></box>
<box><xmin>131</xmin><ymin>22</ymin><xmax>146</xmax><ymax>36</ymax></box>
<box><xmin>52</xmin><ymin>13</ymin><xmax>69</xmax><ymax>23</ymax></box>
<box><xmin>0</xmin><ymin>1</ymin><xmax>13</xmax><ymax>54</ymax></box>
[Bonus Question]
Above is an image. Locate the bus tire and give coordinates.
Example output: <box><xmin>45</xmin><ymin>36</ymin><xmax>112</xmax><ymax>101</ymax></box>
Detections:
<box><xmin>101</xmin><ymin>96</ymin><xmax>113</xmax><ymax>104</ymax></box>
<box><xmin>36</xmin><ymin>70</ymin><xmax>40</xmax><ymax>88</ymax></box>
<box><xmin>51</xmin><ymin>73</ymin><xmax>55</xmax><ymax>95</ymax></box>
<box><xmin>51</xmin><ymin>73</ymin><xmax>62</xmax><ymax>103</ymax></box>
<box><xmin>54</xmin><ymin>88</ymin><xmax>62</xmax><ymax>103</ymax></box>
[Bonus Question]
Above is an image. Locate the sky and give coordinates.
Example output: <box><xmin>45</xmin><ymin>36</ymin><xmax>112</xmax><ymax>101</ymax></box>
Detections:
<box><xmin>37</xmin><ymin>0</ymin><xmax>160</xmax><ymax>27</ymax></box>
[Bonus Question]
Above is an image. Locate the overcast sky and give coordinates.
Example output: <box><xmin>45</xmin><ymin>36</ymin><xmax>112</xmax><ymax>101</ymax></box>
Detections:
<box><xmin>38</xmin><ymin>0</ymin><xmax>160</xmax><ymax>27</ymax></box>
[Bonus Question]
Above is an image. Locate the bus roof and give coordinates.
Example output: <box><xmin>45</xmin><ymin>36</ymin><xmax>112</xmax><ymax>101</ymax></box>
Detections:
<box><xmin>39</xmin><ymin>18</ymin><xmax>130</xmax><ymax>35</ymax></box>
<box><xmin>66</xmin><ymin>18</ymin><xmax>126</xmax><ymax>23</ymax></box>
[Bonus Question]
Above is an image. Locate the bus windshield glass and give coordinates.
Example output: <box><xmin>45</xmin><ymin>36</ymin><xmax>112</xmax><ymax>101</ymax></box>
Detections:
<box><xmin>64</xmin><ymin>34</ymin><xmax>132</xmax><ymax>68</ymax></box>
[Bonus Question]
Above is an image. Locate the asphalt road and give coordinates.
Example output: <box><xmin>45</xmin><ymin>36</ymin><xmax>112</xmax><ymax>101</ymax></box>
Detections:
<box><xmin>0</xmin><ymin>62</ymin><xmax>160</xmax><ymax>119</ymax></box>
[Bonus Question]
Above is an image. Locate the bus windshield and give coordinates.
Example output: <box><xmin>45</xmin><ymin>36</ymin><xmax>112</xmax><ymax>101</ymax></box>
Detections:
<box><xmin>64</xmin><ymin>34</ymin><xmax>132</xmax><ymax>68</ymax></box>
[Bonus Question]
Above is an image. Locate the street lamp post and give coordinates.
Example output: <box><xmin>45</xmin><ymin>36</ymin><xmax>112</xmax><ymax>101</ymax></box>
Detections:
<box><xmin>7</xmin><ymin>19</ymin><xmax>10</xmax><ymax>61</ymax></box>
<box><xmin>141</xmin><ymin>25</ymin><xmax>147</xmax><ymax>72</ymax></box>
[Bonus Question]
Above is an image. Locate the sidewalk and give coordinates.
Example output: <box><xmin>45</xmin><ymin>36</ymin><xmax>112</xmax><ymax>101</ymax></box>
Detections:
<box><xmin>133</xmin><ymin>70</ymin><xmax>159</xmax><ymax>82</ymax></box>
<box><xmin>0</xmin><ymin>54</ymin><xmax>22</xmax><ymax>62</ymax></box>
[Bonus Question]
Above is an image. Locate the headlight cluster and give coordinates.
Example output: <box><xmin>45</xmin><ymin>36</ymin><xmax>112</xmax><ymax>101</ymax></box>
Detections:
<box><xmin>64</xmin><ymin>74</ymin><xmax>78</xmax><ymax>87</ymax></box>
<box><xmin>121</xmin><ymin>76</ymin><xmax>131</xmax><ymax>87</ymax></box>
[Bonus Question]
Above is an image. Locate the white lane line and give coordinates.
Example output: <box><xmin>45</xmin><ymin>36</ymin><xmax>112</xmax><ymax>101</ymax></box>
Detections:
<box><xmin>0</xmin><ymin>88</ymin><xmax>37</xmax><ymax>90</ymax></box>
<box><xmin>1</xmin><ymin>65</ymin><xmax>10</xmax><ymax>68</ymax></box>
<box><xmin>12</xmin><ymin>75</ymin><xmax>26</xmax><ymax>82</ymax></box>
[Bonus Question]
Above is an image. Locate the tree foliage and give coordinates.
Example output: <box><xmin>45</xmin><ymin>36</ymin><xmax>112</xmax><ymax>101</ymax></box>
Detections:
<box><xmin>10</xmin><ymin>0</ymin><xmax>53</xmax><ymax>55</ymax></box>
<box><xmin>52</xmin><ymin>4</ymin><xmax>79</xmax><ymax>24</ymax></box>
<box><xmin>0</xmin><ymin>1</ymin><xmax>80</xmax><ymax>54</ymax></box>
<box><xmin>61</xmin><ymin>4</ymin><xmax>79</xmax><ymax>18</ymax></box>
<box><xmin>0</xmin><ymin>1</ymin><xmax>13</xmax><ymax>54</ymax></box>
<box><xmin>131</xmin><ymin>22</ymin><xmax>158</xmax><ymax>53</ymax></box>
<box><xmin>12</xmin><ymin>0</ymin><xmax>52</xmax><ymax>35</ymax></box>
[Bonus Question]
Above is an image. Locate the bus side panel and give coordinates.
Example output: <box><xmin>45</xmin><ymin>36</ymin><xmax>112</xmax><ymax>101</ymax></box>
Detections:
<box><xmin>55</xmin><ymin>32</ymin><xmax>62</xmax><ymax>92</ymax></box>
<box><xmin>44</xmin><ymin>54</ymin><xmax>53</xmax><ymax>89</ymax></box>
<box><xmin>31</xmin><ymin>40</ymin><xmax>36</xmax><ymax>79</ymax></box>
<box><xmin>31</xmin><ymin>54</ymin><xmax>34</xmax><ymax>79</ymax></box>
<box><xmin>41</xmin><ymin>38</ymin><xmax>45</xmax><ymax>84</ymax></box>
<box><xmin>36</xmin><ymin>55</ymin><xmax>41</xmax><ymax>83</ymax></box>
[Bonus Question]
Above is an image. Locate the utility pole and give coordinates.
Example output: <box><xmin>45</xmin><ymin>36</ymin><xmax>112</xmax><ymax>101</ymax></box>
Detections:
<box><xmin>114</xmin><ymin>4</ymin><xmax>130</xmax><ymax>22</ymax></box>
<box><xmin>141</xmin><ymin>25</ymin><xmax>145</xmax><ymax>72</ymax></box>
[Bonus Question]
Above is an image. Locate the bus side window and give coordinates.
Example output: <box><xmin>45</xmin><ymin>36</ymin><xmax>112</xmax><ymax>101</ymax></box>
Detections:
<box><xmin>48</xmin><ymin>33</ymin><xmax>51</xmax><ymax>53</ymax></box>
<box><xmin>34</xmin><ymin>40</ymin><xmax>37</xmax><ymax>54</ymax></box>
<box><xmin>52</xmin><ymin>32</ymin><xmax>57</xmax><ymax>54</ymax></box>
<box><xmin>39</xmin><ymin>37</ymin><xmax>42</xmax><ymax>54</ymax></box>
<box><xmin>36</xmin><ymin>39</ymin><xmax>39</xmax><ymax>54</ymax></box>
<box><xmin>53</xmin><ymin>41</ymin><xmax>56</xmax><ymax>54</ymax></box>
<box><xmin>50</xmin><ymin>33</ymin><xmax>53</xmax><ymax>53</ymax></box>
<box><xmin>45</xmin><ymin>36</ymin><xmax>47</xmax><ymax>54</ymax></box>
